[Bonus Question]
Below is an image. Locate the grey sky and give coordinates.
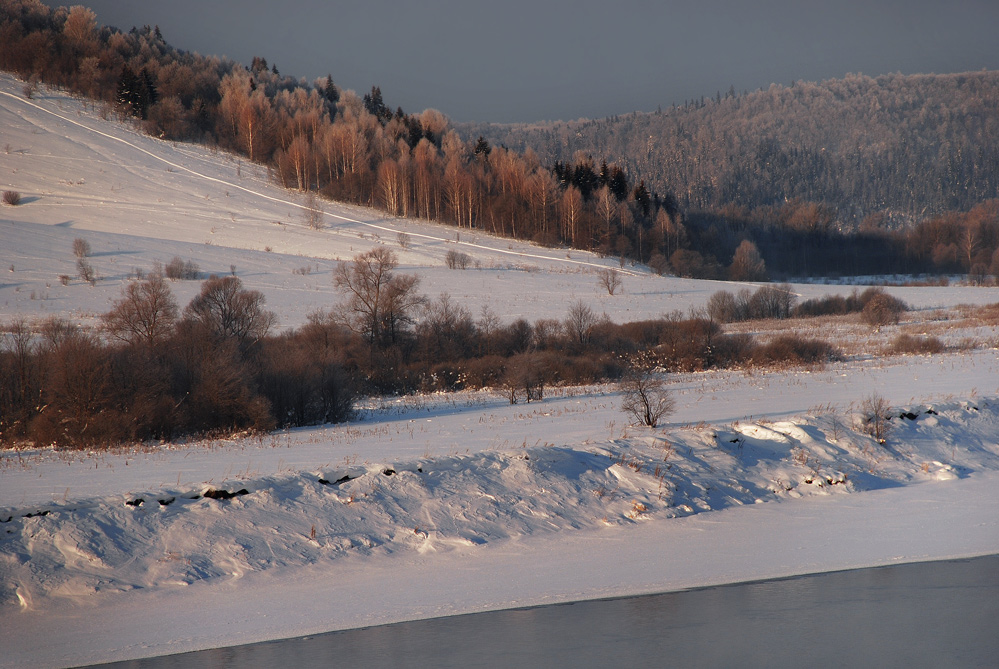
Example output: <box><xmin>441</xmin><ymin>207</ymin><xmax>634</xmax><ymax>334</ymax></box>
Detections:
<box><xmin>60</xmin><ymin>1</ymin><xmax>999</xmax><ymax>123</ymax></box>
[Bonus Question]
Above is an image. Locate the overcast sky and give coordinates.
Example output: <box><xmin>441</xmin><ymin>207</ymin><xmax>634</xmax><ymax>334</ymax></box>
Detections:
<box><xmin>61</xmin><ymin>0</ymin><xmax>999</xmax><ymax>123</ymax></box>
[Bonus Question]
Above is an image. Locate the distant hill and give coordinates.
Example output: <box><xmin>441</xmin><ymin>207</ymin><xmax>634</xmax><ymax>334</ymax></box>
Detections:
<box><xmin>459</xmin><ymin>71</ymin><xmax>999</xmax><ymax>228</ymax></box>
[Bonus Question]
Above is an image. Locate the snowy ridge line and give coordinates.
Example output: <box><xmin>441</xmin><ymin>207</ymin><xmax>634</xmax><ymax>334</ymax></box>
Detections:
<box><xmin>0</xmin><ymin>85</ymin><xmax>639</xmax><ymax>276</ymax></box>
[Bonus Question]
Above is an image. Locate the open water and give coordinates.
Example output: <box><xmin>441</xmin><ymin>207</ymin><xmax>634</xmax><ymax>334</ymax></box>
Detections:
<box><xmin>96</xmin><ymin>554</ymin><xmax>999</xmax><ymax>668</ymax></box>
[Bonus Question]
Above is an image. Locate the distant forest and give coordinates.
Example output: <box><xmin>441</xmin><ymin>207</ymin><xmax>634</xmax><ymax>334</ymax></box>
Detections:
<box><xmin>2</xmin><ymin>0</ymin><xmax>999</xmax><ymax>280</ymax></box>
<box><xmin>463</xmin><ymin>73</ymin><xmax>999</xmax><ymax>278</ymax></box>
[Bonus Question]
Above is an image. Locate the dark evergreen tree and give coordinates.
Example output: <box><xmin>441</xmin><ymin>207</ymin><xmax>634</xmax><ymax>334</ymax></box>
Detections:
<box><xmin>473</xmin><ymin>136</ymin><xmax>491</xmax><ymax>158</ymax></box>
<box><xmin>633</xmin><ymin>180</ymin><xmax>651</xmax><ymax>216</ymax></box>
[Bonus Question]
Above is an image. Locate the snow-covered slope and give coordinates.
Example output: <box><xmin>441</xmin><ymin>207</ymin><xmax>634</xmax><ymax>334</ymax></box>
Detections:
<box><xmin>2</xmin><ymin>74</ymin><xmax>999</xmax><ymax>667</ymax></box>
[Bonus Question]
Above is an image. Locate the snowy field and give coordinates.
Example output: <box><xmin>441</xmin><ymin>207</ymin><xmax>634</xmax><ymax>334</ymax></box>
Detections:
<box><xmin>2</xmin><ymin>74</ymin><xmax>999</xmax><ymax>667</ymax></box>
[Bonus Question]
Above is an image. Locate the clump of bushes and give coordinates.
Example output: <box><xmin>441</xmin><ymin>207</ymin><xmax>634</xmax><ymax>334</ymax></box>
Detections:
<box><xmin>165</xmin><ymin>256</ymin><xmax>202</xmax><ymax>280</ymax></box>
<box><xmin>709</xmin><ymin>285</ymin><xmax>908</xmax><ymax>325</ymax></box>
<box><xmin>444</xmin><ymin>249</ymin><xmax>472</xmax><ymax>270</ymax></box>
<box><xmin>707</xmin><ymin>284</ymin><xmax>796</xmax><ymax>322</ymax></box>
<box><xmin>2</xmin><ymin>190</ymin><xmax>22</xmax><ymax>206</ymax></box>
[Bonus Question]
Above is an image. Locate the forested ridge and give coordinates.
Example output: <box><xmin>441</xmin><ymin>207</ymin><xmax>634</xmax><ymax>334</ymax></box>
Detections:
<box><xmin>3</xmin><ymin>0</ymin><xmax>999</xmax><ymax>280</ymax></box>
<box><xmin>462</xmin><ymin>72</ymin><xmax>999</xmax><ymax>228</ymax></box>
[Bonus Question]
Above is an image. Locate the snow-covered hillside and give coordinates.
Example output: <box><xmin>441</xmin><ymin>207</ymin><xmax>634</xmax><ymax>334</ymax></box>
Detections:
<box><xmin>2</xmin><ymin>74</ymin><xmax>999</xmax><ymax>667</ymax></box>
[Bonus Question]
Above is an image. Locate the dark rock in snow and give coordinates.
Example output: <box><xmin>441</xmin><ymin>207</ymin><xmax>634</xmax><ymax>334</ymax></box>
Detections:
<box><xmin>899</xmin><ymin>412</ymin><xmax>919</xmax><ymax>420</ymax></box>
<box><xmin>203</xmin><ymin>488</ymin><xmax>250</xmax><ymax>500</ymax></box>
<box><xmin>125</xmin><ymin>498</ymin><xmax>144</xmax><ymax>507</ymax></box>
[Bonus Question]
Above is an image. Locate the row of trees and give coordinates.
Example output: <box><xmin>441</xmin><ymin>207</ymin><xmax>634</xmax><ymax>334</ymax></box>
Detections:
<box><xmin>0</xmin><ymin>1</ymin><xmax>680</xmax><ymax>270</ymax></box>
<box><xmin>1</xmin><ymin>249</ymin><xmax>842</xmax><ymax>448</ymax></box>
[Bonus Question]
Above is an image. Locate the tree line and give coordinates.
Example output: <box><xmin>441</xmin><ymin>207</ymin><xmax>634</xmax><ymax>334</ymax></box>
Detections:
<box><xmin>1</xmin><ymin>248</ymin><xmax>841</xmax><ymax>448</ymax></box>
<box><xmin>464</xmin><ymin>72</ymin><xmax>999</xmax><ymax>278</ymax></box>
<box><xmin>0</xmin><ymin>1</ymin><xmax>677</xmax><ymax>272</ymax></box>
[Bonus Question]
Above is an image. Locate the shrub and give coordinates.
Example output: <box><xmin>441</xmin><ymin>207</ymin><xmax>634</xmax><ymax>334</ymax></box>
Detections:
<box><xmin>620</xmin><ymin>367</ymin><xmax>675</xmax><ymax>428</ymax></box>
<box><xmin>597</xmin><ymin>268</ymin><xmax>622</xmax><ymax>295</ymax></box>
<box><xmin>648</xmin><ymin>252</ymin><xmax>669</xmax><ymax>276</ymax></box>
<box><xmin>72</xmin><ymin>237</ymin><xmax>91</xmax><ymax>258</ymax></box>
<box><xmin>165</xmin><ymin>256</ymin><xmax>201</xmax><ymax>280</ymax></box>
<box><xmin>707</xmin><ymin>290</ymin><xmax>739</xmax><ymax>322</ymax></box>
<box><xmin>794</xmin><ymin>294</ymin><xmax>850</xmax><ymax>317</ymax></box>
<box><xmin>859</xmin><ymin>393</ymin><xmax>893</xmax><ymax>444</ymax></box>
<box><xmin>503</xmin><ymin>353</ymin><xmax>545</xmax><ymax>403</ymax></box>
<box><xmin>444</xmin><ymin>249</ymin><xmax>472</xmax><ymax>270</ymax></box>
<box><xmin>861</xmin><ymin>289</ymin><xmax>907</xmax><ymax>328</ymax></box>
<box><xmin>302</xmin><ymin>191</ymin><xmax>324</xmax><ymax>230</ymax></box>
<box><xmin>2</xmin><ymin>190</ymin><xmax>22</xmax><ymax>206</ymax></box>
<box><xmin>76</xmin><ymin>258</ymin><xmax>96</xmax><ymax>284</ymax></box>
<box><xmin>751</xmin><ymin>335</ymin><xmax>838</xmax><ymax>366</ymax></box>
<box><xmin>890</xmin><ymin>334</ymin><xmax>945</xmax><ymax>355</ymax></box>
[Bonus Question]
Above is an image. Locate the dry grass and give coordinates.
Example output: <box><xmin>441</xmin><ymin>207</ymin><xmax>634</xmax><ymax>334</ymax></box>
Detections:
<box><xmin>723</xmin><ymin>303</ymin><xmax>999</xmax><ymax>360</ymax></box>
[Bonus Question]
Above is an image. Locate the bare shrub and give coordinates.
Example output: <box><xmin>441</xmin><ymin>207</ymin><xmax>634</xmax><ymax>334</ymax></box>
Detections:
<box><xmin>76</xmin><ymin>258</ymin><xmax>96</xmax><ymax>284</ymax></box>
<box><xmin>302</xmin><ymin>191</ymin><xmax>324</xmax><ymax>230</ymax></box>
<box><xmin>397</xmin><ymin>232</ymin><xmax>411</xmax><ymax>249</ymax></box>
<box><xmin>58</xmin><ymin>274</ymin><xmax>70</xmax><ymax>286</ymax></box>
<box><xmin>749</xmin><ymin>283</ymin><xmax>796</xmax><ymax>319</ymax></box>
<box><xmin>795</xmin><ymin>294</ymin><xmax>850</xmax><ymax>317</ymax></box>
<box><xmin>859</xmin><ymin>393</ymin><xmax>893</xmax><ymax>444</ymax></box>
<box><xmin>597</xmin><ymin>268</ymin><xmax>622</xmax><ymax>295</ymax></box>
<box><xmin>707</xmin><ymin>290</ymin><xmax>739</xmax><ymax>322</ymax></box>
<box><xmin>444</xmin><ymin>249</ymin><xmax>471</xmax><ymax>270</ymax></box>
<box><xmin>861</xmin><ymin>289</ymin><xmax>907</xmax><ymax>328</ymax></box>
<box><xmin>620</xmin><ymin>367</ymin><xmax>675</xmax><ymax>428</ymax></box>
<box><xmin>165</xmin><ymin>256</ymin><xmax>201</xmax><ymax>280</ymax></box>
<box><xmin>503</xmin><ymin>353</ymin><xmax>545</xmax><ymax>404</ymax></box>
<box><xmin>709</xmin><ymin>284</ymin><xmax>794</xmax><ymax>322</ymax></box>
<box><xmin>891</xmin><ymin>334</ymin><xmax>945</xmax><ymax>355</ymax></box>
<box><xmin>2</xmin><ymin>190</ymin><xmax>22</xmax><ymax>206</ymax></box>
<box><xmin>22</xmin><ymin>76</ymin><xmax>38</xmax><ymax>99</ymax></box>
<box><xmin>751</xmin><ymin>335</ymin><xmax>838</xmax><ymax>367</ymax></box>
<box><xmin>72</xmin><ymin>238</ymin><xmax>91</xmax><ymax>258</ymax></box>
<box><xmin>648</xmin><ymin>252</ymin><xmax>669</xmax><ymax>276</ymax></box>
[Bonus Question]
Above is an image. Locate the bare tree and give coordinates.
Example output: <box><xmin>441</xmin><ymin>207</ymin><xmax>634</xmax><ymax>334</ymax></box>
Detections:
<box><xmin>729</xmin><ymin>239</ymin><xmax>767</xmax><ymax>281</ymax></box>
<box><xmin>101</xmin><ymin>274</ymin><xmax>179</xmax><ymax>346</ymax></box>
<box><xmin>303</xmin><ymin>190</ymin><xmax>324</xmax><ymax>230</ymax></box>
<box><xmin>333</xmin><ymin>247</ymin><xmax>424</xmax><ymax>346</ymax></box>
<box><xmin>620</xmin><ymin>367</ymin><xmax>675</xmax><ymax>428</ymax></box>
<box><xmin>184</xmin><ymin>275</ymin><xmax>276</xmax><ymax>347</ymax></box>
<box><xmin>597</xmin><ymin>268</ymin><xmax>622</xmax><ymax>295</ymax></box>
<box><xmin>564</xmin><ymin>300</ymin><xmax>598</xmax><ymax>347</ymax></box>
